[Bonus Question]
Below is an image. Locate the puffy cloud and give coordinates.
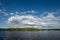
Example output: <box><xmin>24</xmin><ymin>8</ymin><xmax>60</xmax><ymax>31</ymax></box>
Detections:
<box><xmin>15</xmin><ymin>11</ymin><xmax>19</xmax><ymax>15</ymax></box>
<box><xmin>7</xmin><ymin>15</ymin><xmax>41</xmax><ymax>28</ymax></box>
<box><xmin>10</xmin><ymin>13</ymin><xmax>14</xmax><ymax>15</ymax></box>
<box><xmin>40</xmin><ymin>13</ymin><xmax>60</xmax><ymax>28</ymax></box>
<box><xmin>7</xmin><ymin>12</ymin><xmax>60</xmax><ymax>28</ymax></box>
<box><xmin>27</xmin><ymin>10</ymin><xmax>35</xmax><ymax>13</ymax></box>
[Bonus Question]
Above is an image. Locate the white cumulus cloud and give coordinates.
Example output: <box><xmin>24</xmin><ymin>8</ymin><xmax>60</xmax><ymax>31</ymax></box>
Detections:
<box><xmin>7</xmin><ymin>12</ymin><xmax>60</xmax><ymax>28</ymax></box>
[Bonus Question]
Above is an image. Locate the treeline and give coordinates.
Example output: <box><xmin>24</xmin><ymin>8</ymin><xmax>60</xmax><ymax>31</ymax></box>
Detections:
<box><xmin>0</xmin><ymin>28</ymin><xmax>60</xmax><ymax>31</ymax></box>
<box><xmin>0</xmin><ymin>28</ymin><xmax>40</xmax><ymax>31</ymax></box>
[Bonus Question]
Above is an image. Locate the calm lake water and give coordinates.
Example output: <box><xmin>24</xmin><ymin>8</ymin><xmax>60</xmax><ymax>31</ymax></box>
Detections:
<box><xmin>0</xmin><ymin>31</ymin><xmax>60</xmax><ymax>40</ymax></box>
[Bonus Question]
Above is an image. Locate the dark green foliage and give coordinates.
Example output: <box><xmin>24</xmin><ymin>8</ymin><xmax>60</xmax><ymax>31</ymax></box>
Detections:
<box><xmin>0</xmin><ymin>28</ymin><xmax>60</xmax><ymax>31</ymax></box>
<box><xmin>0</xmin><ymin>28</ymin><xmax>40</xmax><ymax>31</ymax></box>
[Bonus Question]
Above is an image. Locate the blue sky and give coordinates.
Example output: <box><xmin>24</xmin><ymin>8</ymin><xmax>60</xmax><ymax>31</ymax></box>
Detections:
<box><xmin>0</xmin><ymin>0</ymin><xmax>60</xmax><ymax>28</ymax></box>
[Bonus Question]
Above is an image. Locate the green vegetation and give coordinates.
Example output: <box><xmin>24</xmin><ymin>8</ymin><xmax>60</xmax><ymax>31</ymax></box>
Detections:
<box><xmin>0</xmin><ymin>28</ymin><xmax>60</xmax><ymax>31</ymax></box>
<box><xmin>0</xmin><ymin>28</ymin><xmax>40</xmax><ymax>31</ymax></box>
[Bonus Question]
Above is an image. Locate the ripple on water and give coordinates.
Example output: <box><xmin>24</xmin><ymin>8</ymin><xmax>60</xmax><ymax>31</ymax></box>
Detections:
<box><xmin>0</xmin><ymin>31</ymin><xmax>60</xmax><ymax>40</ymax></box>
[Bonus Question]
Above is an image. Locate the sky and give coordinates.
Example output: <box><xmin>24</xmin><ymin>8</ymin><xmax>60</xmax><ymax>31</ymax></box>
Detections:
<box><xmin>0</xmin><ymin>0</ymin><xmax>60</xmax><ymax>28</ymax></box>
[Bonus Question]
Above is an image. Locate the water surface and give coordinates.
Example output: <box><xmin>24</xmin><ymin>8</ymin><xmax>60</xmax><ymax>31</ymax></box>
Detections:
<box><xmin>0</xmin><ymin>31</ymin><xmax>60</xmax><ymax>40</ymax></box>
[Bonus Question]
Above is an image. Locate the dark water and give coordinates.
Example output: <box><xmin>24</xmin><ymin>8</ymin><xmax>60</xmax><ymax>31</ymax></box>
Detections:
<box><xmin>0</xmin><ymin>31</ymin><xmax>60</xmax><ymax>40</ymax></box>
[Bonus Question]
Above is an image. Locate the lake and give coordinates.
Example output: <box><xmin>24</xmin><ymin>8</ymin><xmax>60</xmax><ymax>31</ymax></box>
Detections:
<box><xmin>0</xmin><ymin>31</ymin><xmax>60</xmax><ymax>40</ymax></box>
